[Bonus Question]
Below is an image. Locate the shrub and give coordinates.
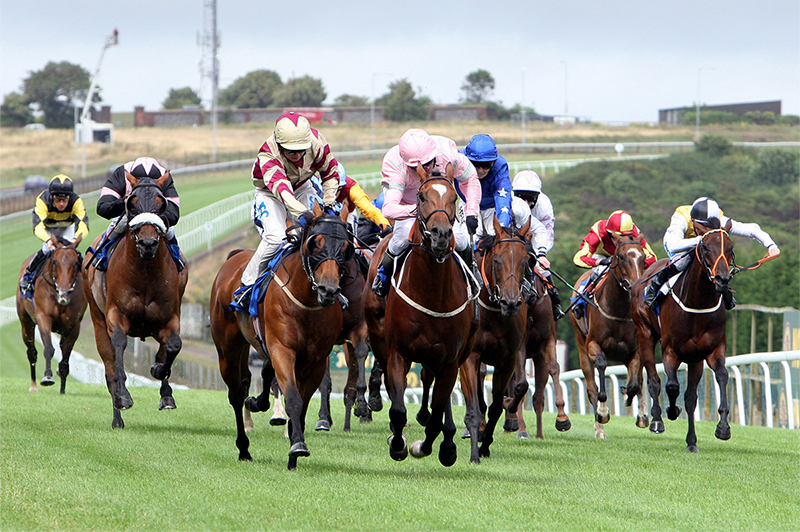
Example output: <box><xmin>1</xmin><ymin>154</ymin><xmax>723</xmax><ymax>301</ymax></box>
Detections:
<box><xmin>751</xmin><ymin>149</ymin><xmax>800</xmax><ymax>186</ymax></box>
<box><xmin>695</xmin><ymin>135</ymin><xmax>732</xmax><ymax>157</ymax></box>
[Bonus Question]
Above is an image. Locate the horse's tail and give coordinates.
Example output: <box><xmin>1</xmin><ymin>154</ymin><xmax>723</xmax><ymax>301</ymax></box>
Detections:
<box><xmin>227</xmin><ymin>249</ymin><xmax>248</xmax><ymax>260</ymax></box>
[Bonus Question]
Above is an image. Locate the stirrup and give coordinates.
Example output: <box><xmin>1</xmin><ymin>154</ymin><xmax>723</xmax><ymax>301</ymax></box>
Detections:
<box><xmin>371</xmin><ymin>274</ymin><xmax>389</xmax><ymax>297</ymax></box>
<box><xmin>230</xmin><ymin>284</ymin><xmax>253</xmax><ymax>311</ymax></box>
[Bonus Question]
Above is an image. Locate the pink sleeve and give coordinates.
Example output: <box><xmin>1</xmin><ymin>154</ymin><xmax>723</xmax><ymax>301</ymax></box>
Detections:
<box><xmin>382</xmin><ymin>188</ymin><xmax>415</xmax><ymax>220</ymax></box>
<box><xmin>453</xmin><ymin>153</ymin><xmax>480</xmax><ymax>217</ymax></box>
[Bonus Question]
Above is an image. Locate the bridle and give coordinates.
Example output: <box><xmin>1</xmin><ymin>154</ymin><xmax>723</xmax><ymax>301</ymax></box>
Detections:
<box><xmin>300</xmin><ymin>216</ymin><xmax>353</xmax><ymax>294</ymax></box>
<box><xmin>481</xmin><ymin>231</ymin><xmax>528</xmax><ymax>305</ymax></box>
<box><xmin>606</xmin><ymin>240</ymin><xmax>643</xmax><ymax>293</ymax></box>
<box><xmin>415</xmin><ymin>175</ymin><xmax>457</xmax><ymax>262</ymax></box>
<box><xmin>126</xmin><ymin>180</ymin><xmax>168</xmax><ymax>244</ymax></box>
<box><xmin>43</xmin><ymin>247</ymin><xmax>82</xmax><ymax>297</ymax></box>
<box><xmin>696</xmin><ymin>228</ymin><xmax>733</xmax><ymax>288</ymax></box>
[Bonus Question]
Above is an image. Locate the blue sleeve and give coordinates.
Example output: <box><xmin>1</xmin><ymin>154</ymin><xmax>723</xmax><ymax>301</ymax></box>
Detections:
<box><xmin>493</xmin><ymin>157</ymin><xmax>513</xmax><ymax>227</ymax></box>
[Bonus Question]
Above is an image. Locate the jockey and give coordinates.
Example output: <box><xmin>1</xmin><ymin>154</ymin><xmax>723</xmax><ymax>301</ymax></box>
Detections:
<box><xmin>20</xmin><ymin>174</ymin><xmax>89</xmax><ymax>297</ymax></box>
<box><xmin>371</xmin><ymin>128</ymin><xmax>481</xmax><ymax>297</ymax></box>
<box><xmin>572</xmin><ymin>210</ymin><xmax>657</xmax><ymax>319</ymax></box>
<box><xmin>511</xmin><ymin>170</ymin><xmax>564</xmax><ymax>319</ymax></box>
<box><xmin>643</xmin><ymin>197</ymin><xmax>780</xmax><ymax>310</ymax></box>
<box><xmin>233</xmin><ymin>112</ymin><xmax>339</xmax><ymax>308</ymax></box>
<box><xmin>458</xmin><ymin>134</ymin><xmax>513</xmax><ymax>235</ymax></box>
<box><xmin>95</xmin><ymin>157</ymin><xmax>183</xmax><ymax>271</ymax></box>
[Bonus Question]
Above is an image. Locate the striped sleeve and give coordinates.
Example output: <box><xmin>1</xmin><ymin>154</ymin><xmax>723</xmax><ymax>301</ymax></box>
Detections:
<box><xmin>32</xmin><ymin>194</ymin><xmax>50</xmax><ymax>242</ymax></box>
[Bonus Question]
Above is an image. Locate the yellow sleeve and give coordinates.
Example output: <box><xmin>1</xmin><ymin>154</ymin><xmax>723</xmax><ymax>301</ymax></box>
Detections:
<box><xmin>72</xmin><ymin>197</ymin><xmax>90</xmax><ymax>240</ymax></box>
<box><xmin>349</xmin><ymin>183</ymin><xmax>390</xmax><ymax>227</ymax></box>
<box><xmin>33</xmin><ymin>195</ymin><xmax>50</xmax><ymax>242</ymax></box>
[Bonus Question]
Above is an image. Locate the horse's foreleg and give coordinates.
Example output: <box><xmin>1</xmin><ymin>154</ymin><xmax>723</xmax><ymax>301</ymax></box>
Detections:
<box><xmin>545</xmin><ymin>337</ymin><xmax>571</xmax><ymax>432</ymax></box>
<box><xmin>20</xmin><ymin>313</ymin><xmax>39</xmax><ymax>392</ymax></box>
<box><xmin>37</xmin><ymin>320</ymin><xmax>56</xmax><ymax>387</ymax></box>
<box><xmin>367</xmin><ymin>359</ymin><xmax>383</xmax><ymax>413</ymax></box>
<box><xmin>110</xmin><ymin>327</ymin><xmax>133</xmax><ymax>411</ymax></box>
<box><xmin>412</xmin><ymin>366</ymin><xmax>459</xmax><ymax>466</ymax></box>
<box><xmin>459</xmin><ymin>352</ymin><xmax>482</xmax><ymax>463</ymax></box>
<box><xmin>352</xmin><ymin>334</ymin><xmax>370</xmax><ymax>420</ymax></box>
<box><xmin>384</xmin><ymin>351</ymin><xmax>409</xmax><ymax>461</ymax></box>
<box><xmin>480</xmin><ymin>362</ymin><xmax>514</xmax><ymax>458</ymax></box>
<box><xmin>637</xmin><ymin>327</ymin><xmax>663</xmax><ymax>434</ymax></box>
<box><xmin>684</xmin><ymin>361</ymin><xmax>704</xmax><ymax>452</ymax></box>
<box><xmin>57</xmin><ymin>328</ymin><xmax>80</xmax><ymax>395</ymax></box>
<box><xmin>531</xmin><ymin>354</ymin><xmax>549</xmax><ymax>439</ymax></box>
<box><xmin>316</xmin><ymin>359</ymin><xmax>333</xmax><ymax>432</ymax></box>
<box><xmin>579</xmin><ymin>343</ymin><xmax>603</xmax><ymax>438</ymax></box>
<box><xmin>593</xmin><ymin>346</ymin><xmax>610</xmax><ymax>425</ymax></box>
<box><xmin>152</xmin><ymin>328</ymin><xmax>181</xmax><ymax>410</ymax></box>
<box><xmin>663</xmin><ymin>348</ymin><xmax>682</xmax><ymax>421</ymax></box>
<box><xmin>709</xmin><ymin>348</ymin><xmax>731</xmax><ymax>442</ymax></box>
<box><xmin>416</xmin><ymin>366</ymin><xmax>433</xmax><ymax>426</ymax></box>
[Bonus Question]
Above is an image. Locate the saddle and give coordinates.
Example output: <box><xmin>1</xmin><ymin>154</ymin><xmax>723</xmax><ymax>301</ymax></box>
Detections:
<box><xmin>229</xmin><ymin>243</ymin><xmax>296</xmax><ymax>317</ymax></box>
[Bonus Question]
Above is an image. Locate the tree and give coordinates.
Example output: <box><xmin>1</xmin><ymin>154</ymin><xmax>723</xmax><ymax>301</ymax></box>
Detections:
<box><xmin>332</xmin><ymin>94</ymin><xmax>369</xmax><ymax>107</ymax></box>
<box><xmin>460</xmin><ymin>69</ymin><xmax>495</xmax><ymax>104</ymax></box>
<box><xmin>1</xmin><ymin>92</ymin><xmax>33</xmax><ymax>127</ymax></box>
<box><xmin>379</xmin><ymin>79</ymin><xmax>429</xmax><ymax>122</ymax></box>
<box><xmin>218</xmin><ymin>70</ymin><xmax>282</xmax><ymax>108</ymax></box>
<box><xmin>23</xmin><ymin>61</ymin><xmax>93</xmax><ymax>128</ymax></box>
<box><xmin>695</xmin><ymin>134</ymin><xmax>732</xmax><ymax>157</ymax></box>
<box><xmin>162</xmin><ymin>87</ymin><xmax>202</xmax><ymax>110</ymax></box>
<box><xmin>751</xmin><ymin>149</ymin><xmax>799</xmax><ymax>186</ymax></box>
<box><xmin>272</xmin><ymin>76</ymin><xmax>326</xmax><ymax>107</ymax></box>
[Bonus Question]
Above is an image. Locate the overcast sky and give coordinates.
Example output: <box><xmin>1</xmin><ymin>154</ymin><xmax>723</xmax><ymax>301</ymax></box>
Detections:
<box><xmin>1</xmin><ymin>1</ymin><xmax>798</xmax><ymax>123</ymax></box>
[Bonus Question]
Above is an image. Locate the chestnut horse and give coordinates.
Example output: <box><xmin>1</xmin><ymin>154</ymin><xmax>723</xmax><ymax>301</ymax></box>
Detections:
<box><xmin>364</xmin><ymin>166</ymin><xmax>479</xmax><ymax>466</ymax></box>
<box><xmin>209</xmin><ymin>204</ymin><xmax>353</xmax><ymax>470</ymax></box>
<box><xmin>631</xmin><ymin>225</ymin><xmax>735</xmax><ymax>452</ymax></box>
<box><xmin>505</xmin><ymin>271</ymin><xmax>571</xmax><ymax>439</ymax></box>
<box><xmin>568</xmin><ymin>232</ymin><xmax>649</xmax><ymax>439</ymax></box>
<box><xmin>16</xmin><ymin>243</ymin><xmax>86</xmax><ymax>394</ymax></box>
<box><xmin>83</xmin><ymin>171</ymin><xmax>188</xmax><ymax>429</ymax></box>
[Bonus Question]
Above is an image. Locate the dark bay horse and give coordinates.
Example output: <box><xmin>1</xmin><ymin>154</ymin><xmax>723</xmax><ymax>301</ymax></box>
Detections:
<box><xmin>209</xmin><ymin>204</ymin><xmax>354</xmax><ymax>470</ymax></box>
<box><xmin>364</xmin><ymin>165</ymin><xmax>478</xmax><ymax>466</ymax></box>
<box><xmin>16</xmin><ymin>244</ymin><xmax>86</xmax><ymax>394</ymax></box>
<box><xmin>458</xmin><ymin>215</ymin><xmax>531</xmax><ymax>462</ymax></box>
<box><xmin>83</xmin><ymin>171</ymin><xmax>188</xmax><ymax>428</ymax></box>
<box><xmin>632</xmin><ymin>225</ymin><xmax>735</xmax><ymax>452</ymax></box>
<box><xmin>504</xmin><ymin>270</ymin><xmax>571</xmax><ymax>439</ymax></box>
<box><xmin>568</xmin><ymin>232</ymin><xmax>649</xmax><ymax>439</ymax></box>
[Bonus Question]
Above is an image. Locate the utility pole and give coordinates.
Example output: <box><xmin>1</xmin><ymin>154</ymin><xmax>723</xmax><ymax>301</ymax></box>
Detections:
<box><xmin>199</xmin><ymin>0</ymin><xmax>220</xmax><ymax>161</ymax></box>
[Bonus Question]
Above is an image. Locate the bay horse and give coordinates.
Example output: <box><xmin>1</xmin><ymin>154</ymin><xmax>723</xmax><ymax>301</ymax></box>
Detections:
<box><xmin>458</xmin><ymin>215</ymin><xmax>532</xmax><ymax>462</ymax></box>
<box><xmin>83</xmin><ymin>171</ymin><xmax>188</xmax><ymax>429</ymax></box>
<box><xmin>631</xmin><ymin>224</ymin><xmax>734</xmax><ymax>452</ymax></box>
<box><xmin>364</xmin><ymin>165</ymin><xmax>479</xmax><ymax>466</ymax></box>
<box><xmin>568</xmin><ymin>232</ymin><xmax>649</xmax><ymax>439</ymax></box>
<box><xmin>316</xmin><ymin>245</ymin><xmax>373</xmax><ymax>432</ymax></box>
<box><xmin>504</xmin><ymin>270</ymin><xmax>571</xmax><ymax>439</ymax></box>
<box><xmin>16</xmin><ymin>243</ymin><xmax>86</xmax><ymax>394</ymax></box>
<box><xmin>209</xmin><ymin>203</ymin><xmax>354</xmax><ymax>470</ymax></box>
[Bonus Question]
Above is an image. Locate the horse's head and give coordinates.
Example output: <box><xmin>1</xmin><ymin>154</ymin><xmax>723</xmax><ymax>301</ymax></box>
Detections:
<box><xmin>415</xmin><ymin>163</ymin><xmax>458</xmax><ymax>259</ymax></box>
<box><xmin>49</xmin><ymin>244</ymin><xmax>82</xmax><ymax>306</ymax></box>
<box><xmin>301</xmin><ymin>202</ymin><xmax>355</xmax><ymax>307</ymax></box>
<box><xmin>482</xmin><ymin>216</ymin><xmax>531</xmax><ymax>317</ymax></box>
<box><xmin>125</xmin><ymin>171</ymin><xmax>170</xmax><ymax>260</ymax></box>
<box><xmin>695</xmin><ymin>222</ymin><xmax>735</xmax><ymax>296</ymax></box>
<box><xmin>608</xmin><ymin>231</ymin><xmax>646</xmax><ymax>292</ymax></box>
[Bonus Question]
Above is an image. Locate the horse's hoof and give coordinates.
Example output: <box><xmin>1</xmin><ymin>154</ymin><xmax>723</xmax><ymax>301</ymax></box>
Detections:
<box><xmin>359</xmin><ymin>412</ymin><xmax>373</xmax><ymax>423</ymax></box>
<box><xmin>438</xmin><ymin>442</ymin><xmax>457</xmax><ymax>467</ymax></box>
<box><xmin>244</xmin><ymin>396</ymin><xmax>260</xmax><ymax>412</ymax></box>
<box><xmin>595</xmin><ymin>430</ymin><xmax>608</xmax><ymax>439</ymax></box>
<box><xmin>238</xmin><ymin>452</ymin><xmax>253</xmax><ymax>462</ymax></box>
<box><xmin>40</xmin><ymin>376</ymin><xmax>55</xmax><ymax>386</ymax></box>
<box><xmin>410</xmin><ymin>440</ymin><xmax>428</xmax><ymax>458</ymax></box>
<box><xmin>715</xmin><ymin>425</ymin><xmax>731</xmax><ymax>441</ymax></box>
<box><xmin>461</xmin><ymin>427</ymin><xmax>471</xmax><ymax>439</ymax></box>
<box><xmin>270</xmin><ymin>416</ymin><xmax>287</xmax><ymax>426</ymax></box>
<box><xmin>29</xmin><ymin>385</ymin><xmax>39</xmax><ymax>393</ymax></box>
<box><xmin>649</xmin><ymin>420</ymin><xmax>665</xmax><ymax>434</ymax></box>
<box><xmin>354</xmin><ymin>402</ymin><xmax>369</xmax><ymax>418</ymax></box>
<box><xmin>150</xmin><ymin>364</ymin><xmax>170</xmax><ymax>381</ymax></box>
<box><xmin>517</xmin><ymin>431</ymin><xmax>530</xmax><ymax>440</ymax></box>
<box><xmin>159</xmin><ymin>396</ymin><xmax>176</xmax><ymax>410</ymax></box>
<box><xmin>388</xmin><ymin>435</ymin><xmax>408</xmax><ymax>461</ymax></box>
<box><xmin>114</xmin><ymin>393</ymin><xmax>133</xmax><ymax>411</ymax></box>
<box><xmin>667</xmin><ymin>405</ymin><xmax>682</xmax><ymax>421</ymax></box>
<box><xmin>636</xmin><ymin>415</ymin><xmax>649</xmax><ymax>429</ymax></box>
<box><xmin>503</xmin><ymin>418</ymin><xmax>519</xmax><ymax>432</ymax></box>
<box><xmin>686</xmin><ymin>445</ymin><xmax>700</xmax><ymax>453</ymax></box>
<box><xmin>112</xmin><ymin>419</ymin><xmax>125</xmax><ymax>429</ymax></box>
<box><xmin>478</xmin><ymin>445</ymin><xmax>491</xmax><ymax>458</ymax></box>
<box><xmin>555</xmin><ymin>418</ymin><xmax>572</xmax><ymax>432</ymax></box>
<box><xmin>289</xmin><ymin>442</ymin><xmax>310</xmax><ymax>458</ymax></box>
<box><xmin>596</xmin><ymin>412</ymin><xmax>610</xmax><ymax>424</ymax></box>
<box><xmin>315</xmin><ymin>419</ymin><xmax>331</xmax><ymax>432</ymax></box>
<box><xmin>368</xmin><ymin>395</ymin><xmax>383</xmax><ymax>412</ymax></box>
<box><xmin>416</xmin><ymin>409</ymin><xmax>431</xmax><ymax>426</ymax></box>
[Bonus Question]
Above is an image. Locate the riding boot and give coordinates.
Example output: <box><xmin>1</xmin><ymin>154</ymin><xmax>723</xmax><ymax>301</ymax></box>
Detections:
<box><xmin>231</xmin><ymin>283</ymin><xmax>253</xmax><ymax>311</ymax></box>
<box><xmin>372</xmin><ymin>250</ymin><xmax>399</xmax><ymax>297</ymax></box>
<box><xmin>20</xmin><ymin>250</ymin><xmax>47</xmax><ymax>296</ymax></box>
<box><xmin>573</xmin><ymin>270</ymin><xmax>600</xmax><ymax>320</ymax></box>
<box><xmin>548</xmin><ymin>285</ymin><xmax>565</xmax><ymax>321</ymax></box>
<box><xmin>166</xmin><ymin>235</ymin><xmax>186</xmax><ymax>272</ymax></box>
<box><xmin>644</xmin><ymin>263</ymin><xmax>679</xmax><ymax>310</ymax></box>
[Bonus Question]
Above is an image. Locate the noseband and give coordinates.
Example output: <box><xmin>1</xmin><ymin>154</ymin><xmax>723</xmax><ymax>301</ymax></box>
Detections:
<box><xmin>44</xmin><ymin>247</ymin><xmax>82</xmax><ymax>296</ymax></box>
<box><xmin>301</xmin><ymin>216</ymin><xmax>352</xmax><ymax>293</ymax></box>
<box><xmin>127</xmin><ymin>180</ymin><xmax>168</xmax><ymax>244</ymax></box>
<box><xmin>416</xmin><ymin>176</ymin><xmax>457</xmax><ymax>260</ymax></box>
<box><xmin>482</xmin><ymin>233</ymin><xmax>528</xmax><ymax>304</ymax></box>
<box><xmin>696</xmin><ymin>228</ymin><xmax>733</xmax><ymax>287</ymax></box>
<box><xmin>607</xmin><ymin>240</ymin><xmax>642</xmax><ymax>293</ymax></box>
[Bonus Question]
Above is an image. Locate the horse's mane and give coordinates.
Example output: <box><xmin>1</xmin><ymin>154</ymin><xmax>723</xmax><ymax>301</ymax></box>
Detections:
<box><xmin>227</xmin><ymin>249</ymin><xmax>248</xmax><ymax>260</ymax></box>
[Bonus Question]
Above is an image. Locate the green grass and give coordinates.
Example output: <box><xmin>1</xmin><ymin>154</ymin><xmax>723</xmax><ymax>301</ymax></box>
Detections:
<box><xmin>1</xmin><ymin>321</ymin><xmax>799</xmax><ymax>532</ymax></box>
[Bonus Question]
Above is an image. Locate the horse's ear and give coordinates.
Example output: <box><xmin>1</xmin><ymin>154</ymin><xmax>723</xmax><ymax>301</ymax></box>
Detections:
<box><xmin>635</xmin><ymin>232</ymin><xmax>645</xmax><ymax>244</ymax></box>
<box><xmin>519</xmin><ymin>216</ymin><xmax>531</xmax><ymax>239</ymax></box>
<box><xmin>492</xmin><ymin>215</ymin><xmax>503</xmax><ymax>236</ymax></box>
<box><xmin>125</xmin><ymin>171</ymin><xmax>139</xmax><ymax>187</ymax></box>
<box><xmin>312</xmin><ymin>201</ymin><xmax>323</xmax><ymax>217</ymax></box>
<box><xmin>724</xmin><ymin>219</ymin><xmax>732</xmax><ymax>232</ymax></box>
<box><xmin>445</xmin><ymin>162</ymin><xmax>454</xmax><ymax>182</ymax></box>
<box><xmin>339</xmin><ymin>202</ymin><xmax>351</xmax><ymax>223</ymax></box>
<box><xmin>155</xmin><ymin>171</ymin><xmax>171</xmax><ymax>189</ymax></box>
<box><xmin>694</xmin><ymin>222</ymin><xmax>710</xmax><ymax>236</ymax></box>
<box><xmin>415</xmin><ymin>164</ymin><xmax>427</xmax><ymax>181</ymax></box>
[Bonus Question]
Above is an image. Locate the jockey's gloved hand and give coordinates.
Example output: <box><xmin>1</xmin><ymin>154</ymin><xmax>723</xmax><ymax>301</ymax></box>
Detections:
<box><xmin>466</xmin><ymin>215</ymin><xmax>478</xmax><ymax>236</ymax></box>
<box><xmin>298</xmin><ymin>210</ymin><xmax>315</xmax><ymax>228</ymax></box>
<box><xmin>379</xmin><ymin>225</ymin><xmax>393</xmax><ymax>238</ymax></box>
<box><xmin>598</xmin><ymin>256</ymin><xmax>613</xmax><ymax>266</ymax></box>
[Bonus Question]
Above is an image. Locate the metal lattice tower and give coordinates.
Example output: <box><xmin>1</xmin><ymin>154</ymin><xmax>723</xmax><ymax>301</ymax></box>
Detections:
<box><xmin>197</xmin><ymin>0</ymin><xmax>219</xmax><ymax>160</ymax></box>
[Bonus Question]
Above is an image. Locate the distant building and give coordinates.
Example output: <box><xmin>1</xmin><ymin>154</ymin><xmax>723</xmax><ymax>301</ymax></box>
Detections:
<box><xmin>659</xmin><ymin>100</ymin><xmax>782</xmax><ymax>125</ymax></box>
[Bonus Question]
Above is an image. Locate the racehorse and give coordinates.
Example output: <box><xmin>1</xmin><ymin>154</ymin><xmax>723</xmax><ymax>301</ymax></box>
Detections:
<box><xmin>316</xmin><ymin>250</ymin><xmax>373</xmax><ymax>432</ymax></box>
<box><xmin>209</xmin><ymin>203</ymin><xmax>353</xmax><ymax>470</ymax></box>
<box><xmin>631</xmin><ymin>224</ymin><xmax>734</xmax><ymax>452</ymax></box>
<box><xmin>458</xmin><ymin>216</ymin><xmax>532</xmax><ymax>461</ymax></box>
<box><xmin>364</xmin><ymin>165</ymin><xmax>479</xmax><ymax>466</ymax></box>
<box><xmin>504</xmin><ymin>271</ymin><xmax>571</xmax><ymax>439</ymax></box>
<box><xmin>16</xmin><ymin>243</ymin><xmax>86</xmax><ymax>394</ymax></box>
<box><xmin>568</xmin><ymin>232</ymin><xmax>649</xmax><ymax>439</ymax></box>
<box><xmin>83</xmin><ymin>171</ymin><xmax>188</xmax><ymax>429</ymax></box>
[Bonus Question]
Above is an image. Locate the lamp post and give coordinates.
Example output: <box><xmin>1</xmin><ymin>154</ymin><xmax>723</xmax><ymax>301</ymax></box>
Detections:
<box><xmin>561</xmin><ymin>60</ymin><xmax>568</xmax><ymax>115</ymax></box>
<box><xmin>370</xmin><ymin>72</ymin><xmax>393</xmax><ymax>150</ymax></box>
<box><xmin>521</xmin><ymin>68</ymin><xmax>527</xmax><ymax>145</ymax></box>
